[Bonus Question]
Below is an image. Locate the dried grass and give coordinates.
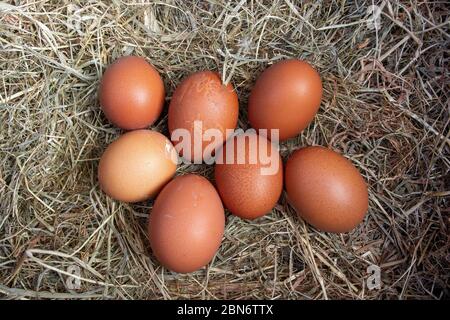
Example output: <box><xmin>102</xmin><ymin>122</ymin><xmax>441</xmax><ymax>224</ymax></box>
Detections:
<box><xmin>0</xmin><ymin>0</ymin><xmax>449</xmax><ymax>300</ymax></box>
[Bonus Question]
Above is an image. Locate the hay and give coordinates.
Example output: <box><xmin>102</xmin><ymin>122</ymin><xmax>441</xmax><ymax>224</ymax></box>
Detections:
<box><xmin>0</xmin><ymin>0</ymin><xmax>449</xmax><ymax>300</ymax></box>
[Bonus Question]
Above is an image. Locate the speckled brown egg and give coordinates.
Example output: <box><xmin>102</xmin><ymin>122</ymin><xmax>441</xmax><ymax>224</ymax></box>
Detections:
<box><xmin>99</xmin><ymin>56</ymin><xmax>165</xmax><ymax>130</ymax></box>
<box><xmin>248</xmin><ymin>59</ymin><xmax>323</xmax><ymax>141</ymax></box>
<box><xmin>148</xmin><ymin>174</ymin><xmax>225</xmax><ymax>273</ymax></box>
<box><xmin>98</xmin><ymin>130</ymin><xmax>178</xmax><ymax>203</ymax></box>
<box><xmin>168</xmin><ymin>71</ymin><xmax>239</xmax><ymax>163</ymax></box>
<box><xmin>285</xmin><ymin>146</ymin><xmax>368</xmax><ymax>233</ymax></box>
<box><xmin>214</xmin><ymin>132</ymin><xmax>283</xmax><ymax>220</ymax></box>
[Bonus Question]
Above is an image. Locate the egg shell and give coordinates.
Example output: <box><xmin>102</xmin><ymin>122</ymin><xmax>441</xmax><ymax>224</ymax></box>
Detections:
<box><xmin>148</xmin><ymin>174</ymin><xmax>225</xmax><ymax>273</ymax></box>
<box><xmin>168</xmin><ymin>71</ymin><xmax>239</xmax><ymax>163</ymax></box>
<box><xmin>248</xmin><ymin>59</ymin><xmax>323</xmax><ymax>141</ymax></box>
<box><xmin>214</xmin><ymin>132</ymin><xmax>283</xmax><ymax>220</ymax></box>
<box><xmin>99</xmin><ymin>56</ymin><xmax>165</xmax><ymax>130</ymax></box>
<box><xmin>285</xmin><ymin>146</ymin><xmax>368</xmax><ymax>233</ymax></box>
<box><xmin>98</xmin><ymin>130</ymin><xmax>177</xmax><ymax>203</ymax></box>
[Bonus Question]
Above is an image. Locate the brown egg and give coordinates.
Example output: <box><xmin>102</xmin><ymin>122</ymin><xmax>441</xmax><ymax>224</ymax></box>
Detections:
<box><xmin>98</xmin><ymin>130</ymin><xmax>177</xmax><ymax>203</ymax></box>
<box><xmin>148</xmin><ymin>174</ymin><xmax>225</xmax><ymax>273</ymax></box>
<box><xmin>248</xmin><ymin>59</ymin><xmax>323</xmax><ymax>141</ymax></box>
<box><xmin>99</xmin><ymin>56</ymin><xmax>165</xmax><ymax>130</ymax></box>
<box><xmin>168</xmin><ymin>71</ymin><xmax>239</xmax><ymax>163</ymax></box>
<box><xmin>214</xmin><ymin>132</ymin><xmax>283</xmax><ymax>220</ymax></box>
<box><xmin>285</xmin><ymin>146</ymin><xmax>368</xmax><ymax>233</ymax></box>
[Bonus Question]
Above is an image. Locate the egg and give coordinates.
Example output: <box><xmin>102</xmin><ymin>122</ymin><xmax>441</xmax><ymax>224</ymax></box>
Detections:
<box><xmin>214</xmin><ymin>132</ymin><xmax>283</xmax><ymax>220</ymax></box>
<box><xmin>248</xmin><ymin>59</ymin><xmax>323</xmax><ymax>141</ymax></box>
<box><xmin>98</xmin><ymin>130</ymin><xmax>177</xmax><ymax>203</ymax></box>
<box><xmin>285</xmin><ymin>146</ymin><xmax>368</xmax><ymax>233</ymax></box>
<box><xmin>168</xmin><ymin>71</ymin><xmax>239</xmax><ymax>163</ymax></box>
<box><xmin>99</xmin><ymin>56</ymin><xmax>165</xmax><ymax>130</ymax></box>
<box><xmin>148</xmin><ymin>174</ymin><xmax>225</xmax><ymax>273</ymax></box>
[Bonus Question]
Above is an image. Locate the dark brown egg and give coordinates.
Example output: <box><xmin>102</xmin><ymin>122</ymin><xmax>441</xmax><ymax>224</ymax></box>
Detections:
<box><xmin>99</xmin><ymin>56</ymin><xmax>165</xmax><ymax>130</ymax></box>
<box><xmin>214</xmin><ymin>132</ymin><xmax>283</xmax><ymax>220</ymax></box>
<box><xmin>148</xmin><ymin>174</ymin><xmax>225</xmax><ymax>273</ymax></box>
<box><xmin>168</xmin><ymin>71</ymin><xmax>239</xmax><ymax>163</ymax></box>
<box><xmin>248</xmin><ymin>59</ymin><xmax>322</xmax><ymax>141</ymax></box>
<box><xmin>285</xmin><ymin>146</ymin><xmax>368</xmax><ymax>233</ymax></box>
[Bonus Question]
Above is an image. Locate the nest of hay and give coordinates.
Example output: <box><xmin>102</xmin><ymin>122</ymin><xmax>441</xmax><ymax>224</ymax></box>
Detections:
<box><xmin>0</xmin><ymin>1</ymin><xmax>448</xmax><ymax>299</ymax></box>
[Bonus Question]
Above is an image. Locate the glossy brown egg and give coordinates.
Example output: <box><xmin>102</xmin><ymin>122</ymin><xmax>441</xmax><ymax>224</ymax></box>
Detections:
<box><xmin>285</xmin><ymin>146</ymin><xmax>368</xmax><ymax>233</ymax></box>
<box><xmin>248</xmin><ymin>59</ymin><xmax>323</xmax><ymax>141</ymax></box>
<box><xmin>168</xmin><ymin>71</ymin><xmax>239</xmax><ymax>163</ymax></box>
<box><xmin>99</xmin><ymin>56</ymin><xmax>165</xmax><ymax>130</ymax></box>
<box><xmin>214</xmin><ymin>132</ymin><xmax>283</xmax><ymax>220</ymax></box>
<box><xmin>98</xmin><ymin>130</ymin><xmax>178</xmax><ymax>203</ymax></box>
<box><xmin>148</xmin><ymin>174</ymin><xmax>225</xmax><ymax>273</ymax></box>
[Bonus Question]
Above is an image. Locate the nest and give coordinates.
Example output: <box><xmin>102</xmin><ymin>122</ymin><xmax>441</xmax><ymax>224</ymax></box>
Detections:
<box><xmin>0</xmin><ymin>1</ymin><xmax>448</xmax><ymax>299</ymax></box>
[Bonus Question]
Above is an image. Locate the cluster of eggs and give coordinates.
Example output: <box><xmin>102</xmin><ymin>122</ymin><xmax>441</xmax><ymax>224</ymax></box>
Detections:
<box><xmin>97</xmin><ymin>56</ymin><xmax>369</xmax><ymax>273</ymax></box>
